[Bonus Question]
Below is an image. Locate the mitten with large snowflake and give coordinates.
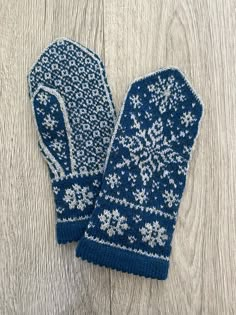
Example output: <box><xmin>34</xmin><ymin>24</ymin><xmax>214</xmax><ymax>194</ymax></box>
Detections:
<box><xmin>76</xmin><ymin>68</ymin><xmax>203</xmax><ymax>279</ymax></box>
<box><xmin>28</xmin><ymin>38</ymin><xmax>115</xmax><ymax>244</ymax></box>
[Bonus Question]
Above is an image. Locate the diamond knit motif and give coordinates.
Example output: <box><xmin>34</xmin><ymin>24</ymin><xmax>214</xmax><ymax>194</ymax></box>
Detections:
<box><xmin>28</xmin><ymin>38</ymin><xmax>116</xmax><ymax>243</ymax></box>
<box><xmin>76</xmin><ymin>68</ymin><xmax>203</xmax><ymax>279</ymax></box>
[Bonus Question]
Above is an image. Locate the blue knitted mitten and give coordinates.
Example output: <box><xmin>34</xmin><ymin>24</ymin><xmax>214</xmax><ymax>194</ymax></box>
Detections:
<box><xmin>28</xmin><ymin>38</ymin><xmax>115</xmax><ymax>244</ymax></box>
<box><xmin>76</xmin><ymin>68</ymin><xmax>203</xmax><ymax>279</ymax></box>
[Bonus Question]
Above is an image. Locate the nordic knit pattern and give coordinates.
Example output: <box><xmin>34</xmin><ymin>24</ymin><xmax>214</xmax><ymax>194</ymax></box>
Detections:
<box><xmin>76</xmin><ymin>68</ymin><xmax>203</xmax><ymax>279</ymax></box>
<box><xmin>28</xmin><ymin>38</ymin><xmax>116</xmax><ymax>244</ymax></box>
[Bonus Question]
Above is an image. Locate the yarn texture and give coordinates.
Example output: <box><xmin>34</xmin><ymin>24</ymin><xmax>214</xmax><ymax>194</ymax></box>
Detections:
<box><xmin>76</xmin><ymin>68</ymin><xmax>203</xmax><ymax>279</ymax></box>
<box><xmin>28</xmin><ymin>38</ymin><xmax>116</xmax><ymax>243</ymax></box>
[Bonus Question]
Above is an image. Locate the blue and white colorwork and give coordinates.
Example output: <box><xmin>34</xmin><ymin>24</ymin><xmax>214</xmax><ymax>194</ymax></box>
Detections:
<box><xmin>28</xmin><ymin>38</ymin><xmax>116</xmax><ymax>244</ymax></box>
<box><xmin>76</xmin><ymin>68</ymin><xmax>203</xmax><ymax>279</ymax></box>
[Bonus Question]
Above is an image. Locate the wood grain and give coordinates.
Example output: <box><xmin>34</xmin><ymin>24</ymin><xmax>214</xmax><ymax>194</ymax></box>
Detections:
<box><xmin>0</xmin><ymin>0</ymin><xmax>235</xmax><ymax>314</ymax></box>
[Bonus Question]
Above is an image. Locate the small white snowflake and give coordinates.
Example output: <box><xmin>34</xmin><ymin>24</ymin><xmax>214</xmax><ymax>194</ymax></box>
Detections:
<box><xmin>42</xmin><ymin>132</ymin><xmax>51</xmax><ymax>139</ymax></box>
<box><xmin>178</xmin><ymin>165</ymin><xmax>187</xmax><ymax>175</ymax></box>
<box><xmin>139</xmin><ymin>221</ymin><xmax>168</xmax><ymax>247</ymax></box>
<box><xmin>129</xmin><ymin>94</ymin><xmax>142</xmax><ymax>109</ymax></box>
<box><xmin>42</xmin><ymin>114</ymin><xmax>58</xmax><ymax>130</ymax></box>
<box><xmin>180</xmin><ymin>111</ymin><xmax>196</xmax><ymax>127</ymax></box>
<box><xmin>87</xmin><ymin>221</ymin><xmax>95</xmax><ymax>229</ymax></box>
<box><xmin>63</xmin><ymin>184</ymin><xmax>94</xmax><ymax>210</ymax></box>
<box><xmin>98</xmin><ymin>209</ymin><xmax>129</xmax><ymax>237</ymax></box>
<box><xmin>106</xmin><ymin>174</ymin><xmax>121</xmax><ymax>189</ymax></box>
<box><xmin>133</xmin><ymin>189</ymin><xmax>148</xmax><ymax>204</ymax></box>
<box><xmin>166</xmin><ymin>119</ymin><xmax>174</xmax><ymax>128</ymax></box>
<box><xmin>56</xmin><ymin>207</ymin><xmax>64</xmax><ymax>214</ymax></box>
<box><xmin>51</xmin><ymin>103</ymin><xmax>59</xmax><ymax>113</ymax></box>
<box><xmin>53</xmin><ymin>186</ymin><xmax>60</xmax><ymax>195</ymax></box>
<box><xmin>128</xmin><ymin>173</ymin><xmax>137</xmax><ymax>186</ymax></box>
<box><xmin>36</xmin><ymin>91</ymin><xmax>50</xmax><ymax>105</ymax></box>
<box><xmin>133</xmin><ymin>215</ymin><xmax>142</xmax><ymax>224</ymax></box>
<box><xmin>36</xmin><ymin>108</ymin><xmax>45</xmax><ymax>115</ymax></box>
<box><xmin>128</xmin><ymin>235</ymin><xmax>137</xmax><ymax>244</ymax></box>
<box><xmin>162</xmin><ymin>190</ymin><xmax>179</xmax><ymax>208</ymax></box>
<box><xmin>183</xmin><ymin>145</ymin><xmax>191</xmax><ymax>155</ymax></box>
<box><xmin>49</xmin><ymin>139</ymin><xmax>64</xmax><ymax>152</ymax></box>
<box><xmin>93</xmin><ymin>179</ymin><xmax>100</xmax><ymax>187</ymax></box>
<box><xmin>57</xmin><ymin>130</ymin><xmax>65</xmax><ymax>137</ymax></box>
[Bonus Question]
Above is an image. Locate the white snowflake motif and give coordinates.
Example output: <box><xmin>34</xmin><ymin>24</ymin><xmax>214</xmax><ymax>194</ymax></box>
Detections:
<box><xmin>128</xmin><ymin>173</ymin><xmax>137</xmax><ymax>187</ymax></box>
<box><xmin>93</xmin><ymin>179</ymin><xmax>100</xmax><ymax>187</ymax></box>
<box><xmin>63</xmin><ymin>184</ymin><xmax>94</xmax><ymax>211</ymax></box>
<box><xmin>178</xmin><ymin>165</ymin><xmax>187</xmax><ymax>175</ymax></box>
<box><xmin>57</xmin><ymin>130</ymin><xmax>65</xmax><ymax>138</ymax></box>
<box><xmin>128</xmin><ymin>235</ymin><xmax>137</xmax><ymax>244</ymax></box>
<box><xmin>42</xmin><ymin>132</ymin><xmax>51</xmax><ymax>140</ymax></box>
<box><xmin>180</xmin><ymin>111</ymin><xmax>196</xmax><ymax>127</ymax></box>
<box><xmin>162</xmin><ymin>190</ymin><xmax>179</xmax><ymax>208</ymax></box>
<box><xmin>133</xmin><ymin>188</ymin><xmax>148</xmax><ymax>204</ymax></box>
<box><xmin>119</xmin><ymin>114</ymin><xmax>185</xmax><ymax>185</ymax></box>
<box><xmin>147</xmin><ymin>75</ymin><xmax>186</xmax><ymax>113</ymax></box>
<box><xmin>49</xmin><ymin>139</ymin><xmax>65</xmax><ymax>152</ymax></box>
<box><xmin>166</xmin><ymin>119</ymin><xmax>174</xmax><ymax>128</ymax></box>
<box><xmin>183</xmin><ymin>145</ymin><xmax>191</xmax><ymax>155</ymax></box>
<box><xmin>56</xmin><ymin>207</ymin><xmax>64</xmax><ymax>214</ymax></box>
<box><xmin>129</xmin><ymin>94</ymin><xmax>142</xmax><ymax>109</ymax></box>
<box><xmin>36</xmin><ymin>108</ymin><xmax>45</xmax><ymax>115</ymax></box>
<box><xmin>133</xmin><ymin>215</ymin><xmax>142</xmax><ymax>223</ymax></box>
<box><xmin>98</xmin><ymin>209</ymin><xmax>129</xmax><ymax>237</ymax></box>
<box><xmin>42</xmin><ymin>114</ymin><xmax>58</xmax><ymax>130</ymax></box>
<box><xmin>52</xmin><ymin>186</ymin><xmax>60</xmax><ymax>195</ymax></box>
<box><xmin>139</xmin><ymin>221</ymin><xmax>168</xmax><ymax>248</ymax></box>
<box><xmin>105</xmin><ymin>174</ymin><xmax>121</xmax><ymax>189</ymax></box>
<box><xmin>36</xmin><ymin>91</ymin><xmax>50</xmax><ymax>105</ymax></box>
<box><xmin>87</xmin><ymin>221</ymin><xmax>95</xmax><ymax>229</ymax></box>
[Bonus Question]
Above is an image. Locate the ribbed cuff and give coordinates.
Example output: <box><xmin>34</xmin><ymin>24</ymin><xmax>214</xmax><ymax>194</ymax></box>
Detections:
<box><xmin>56</xmin><ymin>219</ymin><xmax>89</xmax><ymax>244</ymax></box>
<box><xmin>76</xmin><ymin>236</ymin><xmax>169</xmax><ymax>280</ymax></box>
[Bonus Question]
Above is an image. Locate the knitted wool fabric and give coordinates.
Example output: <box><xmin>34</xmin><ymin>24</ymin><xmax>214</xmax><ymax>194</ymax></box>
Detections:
<box><xmin>28</xmin><ymin>38</ymin><xmax>116</xmax><ymax>244</ymax></box>
<box><xmin>76</xmin><ymin>68</ymin><xmax>203</xmax><ymax>279</ymax></box>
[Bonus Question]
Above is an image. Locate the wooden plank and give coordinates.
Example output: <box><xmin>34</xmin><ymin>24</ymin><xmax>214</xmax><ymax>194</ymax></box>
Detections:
<box><xmin>0</xmin><ymin>1</ymin><xmax>110</xmax><ymax>314</ymax></box>
<box><xmin>103</xmin><ymin>0</ymin><xmax>236</xmax><ymax>314</ymax></box>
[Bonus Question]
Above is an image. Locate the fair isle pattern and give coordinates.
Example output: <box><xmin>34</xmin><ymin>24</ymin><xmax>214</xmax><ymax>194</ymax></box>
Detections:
<box><xmin>28</xmin><ymin>38</ymin><xmax>116</xmax><ymax>243</ymax></box>
<box><xmin>29</xmin><ymin>38</ymin><xmax>115</xmax><ymax>176</ymax></box>
<box><xmin>76</xmin><ymin>68</ymin><xmax>203</xmax><ymax>279</ymax></box>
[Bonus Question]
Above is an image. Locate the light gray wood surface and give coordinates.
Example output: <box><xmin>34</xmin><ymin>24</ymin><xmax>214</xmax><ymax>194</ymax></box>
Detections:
<box><xmin>0</xmin><ymin>0</ymin><xmax>235</xmax><ymax>314</ymax></box>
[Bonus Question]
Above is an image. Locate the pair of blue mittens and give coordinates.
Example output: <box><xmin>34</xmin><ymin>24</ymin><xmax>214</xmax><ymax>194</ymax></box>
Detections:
<box><xmin>28</xmin><ymin>38</ymin><xmax>203</xmax><ymax>280</ymax></box>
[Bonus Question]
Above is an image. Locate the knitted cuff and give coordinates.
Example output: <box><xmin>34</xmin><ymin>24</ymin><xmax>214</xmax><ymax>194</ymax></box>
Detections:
<box><xmin>52</xmin><ymin>173</ymin><xmax>102</xmax><ymax>243</ymax></box>
<box><xmin>76</xmin><ymin>194</ymin><xmax>173</xmax><ymax>279</ymax></box>
<box><xmin>76</xmin><ymin>236</ymin><xmax>169</xmax><ymax>280</ymax></box>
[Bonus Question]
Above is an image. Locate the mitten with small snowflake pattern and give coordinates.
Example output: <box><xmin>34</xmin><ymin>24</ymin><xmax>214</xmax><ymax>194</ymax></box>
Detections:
<box><xmin>28</xmin><ymin>38</ymin><xmax>115</xmax><ymax>244</ymax></box>
<box><xmin>76</xmin><ymin>68</ymin><xmax>203</xmax><ymax>279</ymax></box>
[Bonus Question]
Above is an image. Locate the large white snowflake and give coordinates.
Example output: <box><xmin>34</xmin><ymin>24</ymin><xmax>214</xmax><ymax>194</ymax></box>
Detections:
<box><xmin>36</xmin><ymin>91</ymin><xmax>50</xmax><ymax>105</ymax></box>
<box><xmin>162</xmin><ymin>190</ymin><xmax>179</xmax><ymax>208</ymax></box>
<box><xmin>118</xmin><ymin>114</ymin><xmax>185</xmax><ymax>185</ymax></box>
<box><xmin>147</xmin><ymin>75</ymin><xmax>186</xmax><ymax>113</ymax></box>
<box><xmin>42</xmin><ymin>114</ymin><xmax>58</xmax><ymax>130</ymax></box>
<box><xmin>180</xmin><ymin>111</ymin><xmax>196</xmax><ymax>127</ymax></box>
<box><xmin>98</xmin><ymin>209</ymin><xmax>129</xmax><ymax>237</ymax></box>
<box><xmin>63</xmin><ymin>184</ymin><xmax>94</xmax><ymax>210</ymax></box>
<box><xmin>133</xmin><ymin>188</ymin><xmax>148</xmax><ymax>204</ymax></box>
<box><xmin>140</xmin><ymin>221</ymin><xmax>168</xmax><ymax>248</ymax></box>
<box><xmin>105</xmin><ymin>174</ymin><xmax>121</xmax><ymax>189</ymax></box>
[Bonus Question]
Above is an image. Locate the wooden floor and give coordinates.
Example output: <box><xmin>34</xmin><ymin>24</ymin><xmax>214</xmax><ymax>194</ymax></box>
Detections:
<box><xmin>0</xmin><ymin>0</ymin><xmax>235</xmax><ymax>314</ymax></box>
